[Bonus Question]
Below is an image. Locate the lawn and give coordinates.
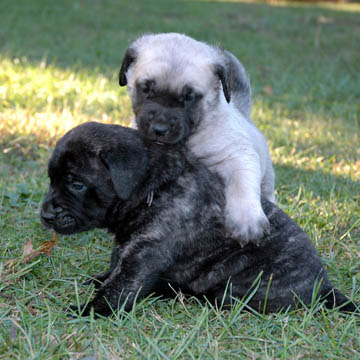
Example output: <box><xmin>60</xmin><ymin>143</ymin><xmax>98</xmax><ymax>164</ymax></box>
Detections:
<box><xmin>0</xmin><ymin>0</ymin><xmax>359</xmax><ymax>358</ymax></box>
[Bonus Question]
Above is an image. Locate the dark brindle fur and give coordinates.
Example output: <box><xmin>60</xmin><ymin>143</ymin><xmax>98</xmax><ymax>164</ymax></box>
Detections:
<box><xmin>41</xmin><ymin>122</ymin><xmax>357</xmax><ymax>316</ymax></box>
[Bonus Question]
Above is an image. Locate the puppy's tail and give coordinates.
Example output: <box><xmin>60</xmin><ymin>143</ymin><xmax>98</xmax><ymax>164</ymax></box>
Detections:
<box><xmin>224</xmin><ymin>50</ymin><xmax>252</xmax><ymax>120</ymax></box>
<box><xmin>323</xmin><ymin>287</ymin><xmax>358</xmax><ymax>314</ymax></box>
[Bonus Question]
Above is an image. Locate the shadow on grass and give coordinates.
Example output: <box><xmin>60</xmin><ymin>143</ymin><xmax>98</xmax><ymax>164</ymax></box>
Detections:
<box><xmin>274</xmin><ymin>163</ymin><xmax>359</xmax><ymax>250</ymax></box>
<box><xmin>275</xmin><ymin>163</ymin><xmax>359</xmax><ymax>200</ymax></box>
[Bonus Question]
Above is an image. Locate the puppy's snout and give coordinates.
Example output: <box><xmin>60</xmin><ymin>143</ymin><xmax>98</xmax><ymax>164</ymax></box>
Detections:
<box><xmin>41</xmin><ymin>201</ymin><xmax>63</xmax><ymax>224</ymax></box>
<box><xmin>138</xmin><ymin>105</ymin><xmax>185</xmax><ymax>144</ymax></box>
<box><xmin>41</xmin><ymin>211</ymin><xmax>56</xmax><ymax>223</ymax></box>
<box><xmin>151</xmin><ymin>122</ymin><xmax>169</xmax><ymax>136</ymax></box>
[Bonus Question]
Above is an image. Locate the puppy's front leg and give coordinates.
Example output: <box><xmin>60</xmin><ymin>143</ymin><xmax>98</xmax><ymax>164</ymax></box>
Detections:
<box><xmin>72</xmin><ymin>241</ymin><xmax>167</xmax><ymax>317</ymax></box>
<box><xmin>224</xmin><ymin>162</ymin><xmax>270</xmax><ymax>246</ymax></box>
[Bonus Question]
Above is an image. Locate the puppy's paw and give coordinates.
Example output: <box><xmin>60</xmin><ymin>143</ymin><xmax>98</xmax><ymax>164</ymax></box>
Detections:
<box><xmin>68</xmin><ymin>298</ymin><xmax>115</xmax><ymax>318</ymax></box>
<box><xmin>67</xmin><ymin>303</ymin><xmax>92</xmax><ymax>317</ymax></box>
<box><xmin>225</xmin><ymin>201</ymin><xmax>270</xmax><ymax>246</ymax></box>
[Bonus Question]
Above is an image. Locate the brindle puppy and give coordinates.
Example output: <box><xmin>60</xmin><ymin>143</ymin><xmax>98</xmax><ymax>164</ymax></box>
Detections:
<box><xmin>41</xmin><ymin>122</ymin><xmax>357</xmax><ymax>316</ymax></box>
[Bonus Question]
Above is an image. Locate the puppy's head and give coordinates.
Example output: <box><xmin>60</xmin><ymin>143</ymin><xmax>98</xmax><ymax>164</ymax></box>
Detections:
<box><xmin>119</xmin><ymin>33</ymin><xmax>233</xmax><ymax>144</ymax></box>
<box><xmin>40</xmin><ymin>122</ymin><xmax>148</xmax><ymax>234</ymax></box>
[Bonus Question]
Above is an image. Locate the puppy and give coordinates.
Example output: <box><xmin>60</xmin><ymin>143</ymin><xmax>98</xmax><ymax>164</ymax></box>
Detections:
<box><xmin>41</xmin><ymin>122</ymin><xmax>356</xmax><ymax>317</ymax></box>
<box><xmin>118</xmin><ymin>32</ymin><xmax>275</xmax><ymax>245</ymax></box>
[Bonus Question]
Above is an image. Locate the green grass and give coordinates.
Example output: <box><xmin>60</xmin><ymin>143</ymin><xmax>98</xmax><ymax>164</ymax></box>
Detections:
<box><xmin>0</xmin><ymin>0</ymin><xmax>359</xmax><ymax>358</ymax></box>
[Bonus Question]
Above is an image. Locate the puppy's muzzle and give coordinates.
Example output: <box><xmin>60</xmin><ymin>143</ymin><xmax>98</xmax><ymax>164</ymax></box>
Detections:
<box><xmin>151</xmin><ymin>121</ymin><xmax>169</xmax><ymax>137</ymax></box>
<box><xmin>41</xmin><ymin>199</ymin><xmax>76</xmax><ymax>233</ymax></box>
<box><xmin>41</xmin><ymin>202</ymin><xmax>63</xmax><ymax>225</ymax></box>
<box><xmin>137</xmin><ymin>104</ymin><xmax>187</xmax><ymax>145</ymax></box>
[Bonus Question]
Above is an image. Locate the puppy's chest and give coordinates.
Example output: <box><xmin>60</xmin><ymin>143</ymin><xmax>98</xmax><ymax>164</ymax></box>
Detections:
<box><xmin>187</xmin><ymin>132</ymin><xmax>231</xmax><ymax>170</ymax></box>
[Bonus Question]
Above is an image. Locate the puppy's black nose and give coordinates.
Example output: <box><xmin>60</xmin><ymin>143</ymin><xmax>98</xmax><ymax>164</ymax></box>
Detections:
<box><xmin>41</xmin><ymin>204</ymin><xmax>63</xmax><ymax>224</ymax></box>
<box><xmin>41</xmin><ymin>211</ymin><xmax>57</xmax><ymax>224</ymax></box>
<box><xmin>151</xmin><ymin>122</ymin><xmax>169</xmax><ymax>136</ymax></box>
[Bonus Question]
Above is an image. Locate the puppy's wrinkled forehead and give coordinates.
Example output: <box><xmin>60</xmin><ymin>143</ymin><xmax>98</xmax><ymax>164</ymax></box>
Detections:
<box><xmin>48</xmin><ymin>122</ymin><xmax>143</xmax><ymax>178</ymax></box>
<box><xmin>131</xmin><ymin>34</ymin><xmax>220</xmax><ymax>93</ymax></box>
<box><xmin>48</xmin><ymin>135</ymin><xmax>97</xmax><ymax>179</ymax></box>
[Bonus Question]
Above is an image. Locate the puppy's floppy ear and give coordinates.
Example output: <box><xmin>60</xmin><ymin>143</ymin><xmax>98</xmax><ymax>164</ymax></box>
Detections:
<box><xmin>99</xmin><ymin>145</ymin><xmax>148</xmax><ymax>200</ymax></box>
<box><xmin>119</xmin><ymin>48</ymin><xmax>136</xmax><ymax>86</ymax></box>
<box><xmin>214</xmin><ymin>64</ymin><xmax>231</xmax><ymax>103</ymax></box>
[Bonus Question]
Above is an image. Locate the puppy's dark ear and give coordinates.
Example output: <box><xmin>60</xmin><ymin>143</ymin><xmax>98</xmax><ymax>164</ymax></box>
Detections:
<box><xmin>214</xmin><ymin>64</ymin><xmax>231</xmax><ymax>103</ymax></box>
<box><xmin>119</xmin><ymin>48</ymin><xmax>136</xmax><ymax>86</ymax></box>
<box><xmin>100</xmin><ymin>145</ymin><xmax>148</xmax><ymax>200</ymax></box>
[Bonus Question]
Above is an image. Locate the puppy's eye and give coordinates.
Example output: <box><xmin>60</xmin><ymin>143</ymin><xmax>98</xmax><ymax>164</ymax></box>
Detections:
<box><xmin>71</xmin><ymin>181</ymin><xmax>86</xmax><ymax>192</ymax></box>
<box><xmin>184</xmin><ymin>93</ymin><xmax>194</xmax><ymax>103</ymax></box>
<box><xmin>181</xmin><ymin>86</ymin><xmax>200</xmax><ymax>105</ymax></box>
<box><xmin>67</xmin><ymin>175</ymin><xmax>86</xmax><ymax>192</ymax></box>
<box><xmin>140</xmin><ymin>79</ymin><xmax>155</xmax><ymax>95</ymax></box>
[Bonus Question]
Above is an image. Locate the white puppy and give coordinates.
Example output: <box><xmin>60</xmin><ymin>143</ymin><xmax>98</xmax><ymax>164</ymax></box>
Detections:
<box><xmin>119</xmin><ymin>33</ymin><xmax>275</xmax><ymax>245</ymax></box>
